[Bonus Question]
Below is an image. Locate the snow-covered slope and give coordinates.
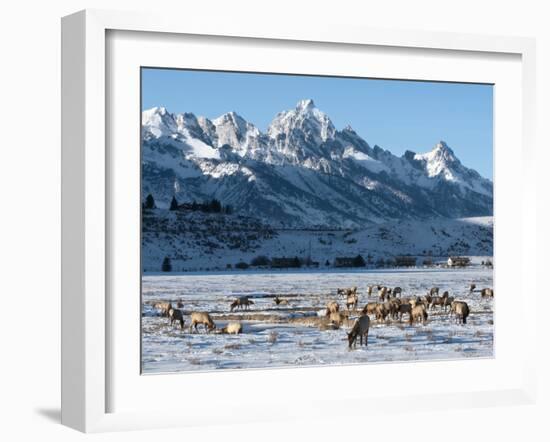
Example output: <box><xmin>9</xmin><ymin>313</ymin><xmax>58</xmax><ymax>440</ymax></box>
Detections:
<box><xmin>142</xmin><ymin>209</ymin><xmax>493</xmax><ymax>272</ymax></box>
<box><xmin>142</xmin><ymin>100</ymin><xmax>493</xmax><ymax>228</ymax></box>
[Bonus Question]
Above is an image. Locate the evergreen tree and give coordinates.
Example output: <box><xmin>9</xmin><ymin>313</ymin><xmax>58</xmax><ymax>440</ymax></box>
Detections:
<box><xmin>161</xmin><ymin>256</ymin><xmax>172</xmax><ymax>272</ymax></box>
<box><xmin>353</xmin><ymin>254</ymin><xmax>366</xmax><ymax>267</ymax></box>
<box><xmin>170</xmin><ymin>196</ymin><xmax>179</xmax><ymax>211</ymax></box>
<box><xmin>144</xmin><ymin>193</ymin><xmax>156</xmax><ymax>209</ymax></box>
<box><xmin>210</xmin><ymin>198</ymin><xmax>222</xmax><ymax>213</ymax></box>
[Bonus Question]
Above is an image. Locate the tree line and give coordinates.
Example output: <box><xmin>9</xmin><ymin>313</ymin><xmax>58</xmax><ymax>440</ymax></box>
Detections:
<box><xmin>142</xmin><ymin>193</ymin><xmax>232</xmax><ymax>214</ymax></box>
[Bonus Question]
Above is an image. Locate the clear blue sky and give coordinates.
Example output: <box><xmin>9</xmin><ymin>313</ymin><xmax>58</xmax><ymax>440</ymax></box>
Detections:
<box><xmin>142</xmin><ymin>68</ymin><xmax>493</xmax><ymax>179</ymax></box>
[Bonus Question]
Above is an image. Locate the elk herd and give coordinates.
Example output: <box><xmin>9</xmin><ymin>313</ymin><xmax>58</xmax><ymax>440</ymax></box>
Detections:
<box><xmin>151</xmin><ymin>282</ymin><xmax>492</xmax><ymax>350</ymax></box>
<box><xmin>338</xmin><ymin>283</ymin><xmax>491</xmax><ymax>347</ymax></box>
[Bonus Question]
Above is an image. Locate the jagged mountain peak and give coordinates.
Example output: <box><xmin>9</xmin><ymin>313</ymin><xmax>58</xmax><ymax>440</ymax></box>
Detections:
<box><xmin>414</xmin><ymin>140</ymin><xmax>461</xmax><ymax>178</ymax></box>
<box><xmin>213</xmin><ymin>111</ymin><xmax>247</xmax><ymax>126</ymax></box>
<box><xmin>295</xmin><ymin>98</ymin><xmax>316</xmax><ymax>112</ymax></box>
<box><xmin>142</xmin><ymin>106</ymin><xmax>177</xmax><ymax>138</ymax></box>
<box><xmin>267</xmin><ymin>99</ymin><xmax>336</xmax><ymax>152</ymax></box>
<box><xmin>432</xmin><ymin>140</ymin><xmax>457</xmax><ymax>160</ymax></box>
<box><xmin>145</xmin><ymin>106</ymin><xmax>168</xmax><ymax>117</ymax></box>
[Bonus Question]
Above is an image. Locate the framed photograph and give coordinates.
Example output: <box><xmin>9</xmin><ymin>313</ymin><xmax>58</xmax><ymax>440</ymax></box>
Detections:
<box><xmin>62</xmin><ymin>9</ymin><xmax>537</xmax><ymax>432</ymax></box>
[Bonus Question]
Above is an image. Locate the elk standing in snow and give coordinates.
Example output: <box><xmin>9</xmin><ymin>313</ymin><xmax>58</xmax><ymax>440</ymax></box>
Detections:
<box><xmin>346</xmin><ymin>292</ymin><xmax>359</xmax><ymax>310</ymax></box>
<box><xmin>410</xmin><ymin>305</ymin><xmax>428</xmax><ymax>325</ymax></box>
<box><xmin>379</xmin><ymin>286</ymin><xmax>388</xmax><ymax>302</ymax></box>
<box><xmin>153</xmin><ymin>301</ymin><xmax>173</xmax><ymax>317</ymax></box>
<box><xmin>361</xmin><ymin>303</ymin><xmax>378</xmax><ymax>317</ymax></box>
<box><xmin>230</xmin><ymin>297</ymin><xmax>255</xmax><ymax>312</ymax></box>
<box><xmin>397</xmin><ymin>303</ymin><xmax>412</xmax><ymax>322</ymax></box>
<box><xmin>347</xmin><ymin>315</ymin><xmax>370</xmax><ymax>348</ymax></box>
<box><xmin>168</xmin><ymin>308</ymin><xmax>185</xmax><ymax>329</ymax></box>
<box><xmin>189</xmin><ymin>312</ymin><xmax>216</xmax><ymax>333</ymax></box>
<box><xmin>449</xmin><ymin>301</ymin><xmax>470</xmax><ymax>324</ymax></box>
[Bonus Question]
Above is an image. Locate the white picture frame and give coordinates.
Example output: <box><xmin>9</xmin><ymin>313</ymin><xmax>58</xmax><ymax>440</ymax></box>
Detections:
<box><xmin>61</xmin><ymin>9</ymin><xmax>537</xmax><ymax>433</ymax></box>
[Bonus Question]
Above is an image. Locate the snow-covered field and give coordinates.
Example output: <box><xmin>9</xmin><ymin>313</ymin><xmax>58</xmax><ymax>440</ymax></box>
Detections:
<box><xmin>142</xmin><ymin>267</ymin><xmax>494</xmax><ymax>374</ymax></box>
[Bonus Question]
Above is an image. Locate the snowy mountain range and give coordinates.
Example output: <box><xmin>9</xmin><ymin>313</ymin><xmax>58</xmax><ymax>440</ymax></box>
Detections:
<box><xmin>142</xmin><ymin>99</ymin><xmax>493</xmax><ymax>228</ymax></box>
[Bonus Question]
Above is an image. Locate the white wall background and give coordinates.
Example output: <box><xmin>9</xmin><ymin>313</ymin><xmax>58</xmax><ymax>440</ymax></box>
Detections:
<box><xmin>0</xmin><ymin>1</ymin><xmax>547</xmax><ymax>440</ymax></box>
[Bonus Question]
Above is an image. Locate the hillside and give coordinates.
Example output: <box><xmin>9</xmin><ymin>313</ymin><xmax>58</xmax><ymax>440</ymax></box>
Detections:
<box><xmin>142</xmin><ymin>209</ymin><xmax>493</xmax><ymax>272</ymax></box>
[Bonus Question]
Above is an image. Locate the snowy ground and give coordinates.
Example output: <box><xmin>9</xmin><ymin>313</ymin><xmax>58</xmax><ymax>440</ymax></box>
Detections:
<box><xmin>141</xmin><ymin>267</ymin><xmax>493</xmax><ymax>374</ymax></box>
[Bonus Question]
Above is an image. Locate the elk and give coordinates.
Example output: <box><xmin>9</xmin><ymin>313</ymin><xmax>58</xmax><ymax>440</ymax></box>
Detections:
<box><xmin>375</xmin><ymin>303</ymin><xmax>389</xmax><ymax>322</ymax></box>
<box><xmin>153</xmin><ymin>301</ymin><xmax>173</xmax><ymax>317</ymax></box>
<box><xmin>424</xmin><ymin>294</ymin><xmax>433</xmax><ymax>307</ymax></box>
<box><xmin>347</xmin><ymin>315</ymin><xmax>370</xmax><ymax>348</ymax></box>
<box><xmin>189</xmin><ymin>312</ymin><xmax>216</xmax><ymax>333</ymax></box>
<box><xmin>346</xmin><ymin>292</ymin><xmax>359</xmax><ymax>310</ymax></box>
<box><xmin>397</xmin><ymin>303</ymin><xmax>412</xmax><ymax>322</ymax></box>
<box><xmin>429</xmin><ymin>287</ymin><xmax>439</xmax><ymax>296</ymax></box>
<box><xmin>393</xmin><ymin>287</ymin><xmax>403</xmax><ymax>297</ymax></box>
<box><xmin>361</xmin><ymin>303</ymin><xmax>378</xmax><ymax>316</ymax></box>
<box><xmin>378</xmin><ymin>286</ymin><xmax>388</xmax><ymax>302</ymax></box>
<box><xmin>410</xmin><ymin>305</ymin><xmax>428</xmax><ymax>325</ymax></box>
<box><xmin>338</xmin><ymin>286</ymin><xmax>358</xmax><ymax>298</ymax></box>
<box><xmin>274</xmin><ymin>296</ymin><xmax>289</xmax><ymax>306</ymax></box>
<box><xmin>325</xmin><ymin>301</ymin><xmax>340</xmax><ymax>316</ymax></box>
<box><xmin>409</xmin><ymin>296</ymin><xmax>423</xmax><ymax>308</ymax></box>
<box><xmin>450</xmin><ymin>301</ymin><xmax>470</xmax><ymax>324</ymax></box>
<box><xmin>469</xmin><ymin>284</ymin><xmax>476</xmax><ymax>293</ymax></box>
<box><xmin>442</xmin><ymin>295</ymin><xmax>455</xmax><ymax>312</ymax></box>
<box><xmin>230</xmin><ymin>297</ymin><xmax>255</xmax><ymax>312</ymax></box>
<box><xmin>385</xmin><ymin>299</ymin><xmax>400</xmax><ymax>320</ymax></box>
<box><xmin>219</xmin><ymin>321</ymin><xmax>243</xmax><ymax>334</ymax></box>
<box><xmin>430</xmin><ymin>296</ymin><xmax>445</xmax><ymax>311</ymax></box>
<box><xmin>481</xmin><ymin>288</ymin><xmax>494</xmax><ymax>298</ymax></box>
<box><xmin>168</xmin><ymin>308</ymin><xmax>185</xmax><ymax>329</ymax></box>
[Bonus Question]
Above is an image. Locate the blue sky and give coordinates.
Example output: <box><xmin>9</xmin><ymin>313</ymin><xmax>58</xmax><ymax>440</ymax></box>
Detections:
<box><xmin>142</xmin><ymin>68</ymin><xmax>493</xmax><ymax>179</ymax></box>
